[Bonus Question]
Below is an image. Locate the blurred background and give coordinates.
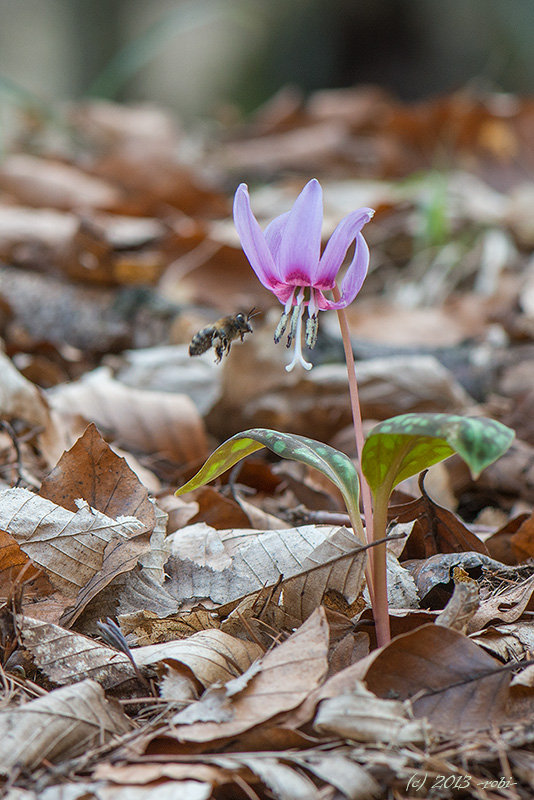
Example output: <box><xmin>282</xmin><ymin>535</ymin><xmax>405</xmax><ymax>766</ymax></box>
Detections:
<box><xmin>1</xmin><ymin>0</ymin><xmax>534</xmax><ymax>120</ymax></box>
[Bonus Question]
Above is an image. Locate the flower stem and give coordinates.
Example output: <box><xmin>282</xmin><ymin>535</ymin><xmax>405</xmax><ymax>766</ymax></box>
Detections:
<box><xmin>333</xmin><ymin>285</ymin><xmax>390</xmax><ymax>646</ymax></box>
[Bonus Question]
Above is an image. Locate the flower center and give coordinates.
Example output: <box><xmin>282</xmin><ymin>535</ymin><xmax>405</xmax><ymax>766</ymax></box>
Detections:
<box><xmin>274</xmin><ymin>287</ymin><xmax>321</xmax><ymax>372</ymax></box>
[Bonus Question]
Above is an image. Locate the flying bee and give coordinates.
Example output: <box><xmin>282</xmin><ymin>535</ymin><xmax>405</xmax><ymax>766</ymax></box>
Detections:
<box><xmin>189</xmin><ymin>308</ymin><xmax>259</xmax><ymax>363</ymax></box>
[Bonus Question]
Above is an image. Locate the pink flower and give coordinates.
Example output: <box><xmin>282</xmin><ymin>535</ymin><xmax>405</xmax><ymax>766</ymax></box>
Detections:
<box><xmin>233</xmin><ymin>179</ymin><xmax>373</xmax><ymax>370</ymax></box>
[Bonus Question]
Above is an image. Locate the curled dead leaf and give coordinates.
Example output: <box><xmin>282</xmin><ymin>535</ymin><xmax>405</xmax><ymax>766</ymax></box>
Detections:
<box><xmin>0</xmin><ymin>679</ymin><xmax>131</xmax><ymax>773</ymax></box>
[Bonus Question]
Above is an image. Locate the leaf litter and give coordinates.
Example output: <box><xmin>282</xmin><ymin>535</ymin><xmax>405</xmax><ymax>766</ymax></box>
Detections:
<box><xmin>2</xmin><ymin>86</ymin><xmax>534</xmax><ymax>799</ymax></box>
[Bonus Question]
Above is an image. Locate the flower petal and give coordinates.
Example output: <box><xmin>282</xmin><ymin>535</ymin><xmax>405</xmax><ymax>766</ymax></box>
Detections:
<box><xmin>233</xmin><ymin>184</ymin><xmax>281</xmax><ymax>288</ymax></box>
<box><xmin>278</xmin><ymin>179</ymin><xmax>323</xmax><ymax>283</ymax></box>
<box><xmin>315</xmin><ymin>207</ymin><xmax>374</xmax><ymax>286</ymax></box>
<box><xmin>317</xmin><ymin>233</ymin><xmax>370</xmax><ymax>310</ymax></box>
<box><xmin>264</xmin><ymin>211</ymin><xmax>290</xmax><ymax>262</ymax></box>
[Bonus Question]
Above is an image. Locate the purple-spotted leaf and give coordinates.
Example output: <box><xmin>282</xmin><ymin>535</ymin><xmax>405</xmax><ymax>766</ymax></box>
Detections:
<box><xmin>362</xmin><ymin>413</ymin><xmax>514</xmax><ymax>499</ymax></box>
<box><xmin>176</xmin><ymin>428</ymin><xmax>361</xmax><ymax>534</ymax></box>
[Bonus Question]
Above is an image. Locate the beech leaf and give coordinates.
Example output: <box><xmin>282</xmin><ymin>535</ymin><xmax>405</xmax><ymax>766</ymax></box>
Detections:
<box><xmin>0</xmin><ymin>679</ymin><xmax>131</xmax><ymax>773</ymax></box>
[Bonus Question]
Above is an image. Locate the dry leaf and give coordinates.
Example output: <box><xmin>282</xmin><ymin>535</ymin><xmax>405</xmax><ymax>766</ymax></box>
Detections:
<box><xmin>466</xmin><ymin>575</ymin><xmax>534</xmax><ymax>633</ymax></box>
<box><xmin>290</xmin><ymin>749</ymin><xmax>380</xmax><ymax>800</ymax></box>
<box><xmin>236</xmin><ymin>755</ymin><xmax>322</xmax><ymax>800</ymax></box>
<box><xmin>0</xmin><ymin>206</ymin><xmax>77</xmax><ymax>263</ymax></box>
<box><xmin>20</xmin><ymin>616</ymin><xmax>135</xmax><ymax>689</ymax></box>
<box><xmin>0</xmin><ymin>530</ymin><xmax>40</xmax><ymax>589</ymax></box>
<box><xmin>358</xmin><ymin>623</ymin><xmax>514</xmax><ymax>732</ymax></box>
<box><xmin>40</xmin><ymin>423</ymin><xmax>156</xmax><ymax>530</ymax></box>
<box><xmin>0</xmin><ymin>679</ymin><xmax>131</xmax><ymax>773</ymax></box>
<box><xmin>404</xmin><ymin>551</ymin><xmax>503</xmax><ymax>607</ymax></box>
<box><xmin>49</xmin><ymin>367</ymin><xmax>207</xmax><ymax>465</ymax></box>
<box><xmin>0</xmin><ymin>487</ymin><xmax>149</xmax><ymax>598</ymax></box>
<box><xmin>118</xmin><ymin>608</ymin><xmax>220</xmax><ymax>647</ymax></box>
<box><xmin>390</xmin><ymin>490</ymin><xmax>488</xmax><ymax>560</ymax></box>
<box><xmin>435</xmin><ymin>576</ymin><xmax>480</xmax><ymax>633</ymax></box>
<box><xmin>167</xmin><ymin>607</ymin><xmax>329</xmax><ymax>742</ymax></box>
<box><xmin>0</xmin><ymin>350</ymin><xmax>50</xmax><ymax>428</ymax></box>
<box><xmin>156</xmin><ymin>524</ymin><xmax>366</xmax><ymax>620</ymax></box>
<box><xmin>5</xmin><ymin>779</ymin><xmax>213</xmax><ymax>800</ymax></box>
<box><xmin>0</xmin><ymin>154</ymin><xmax>121</xmax><ymax>210</ymax></box>
<box><xmin>133</xmin><ymin>629</ymin><xmax>262</xmax><ymax>695</ymax></box>
<box><xmin>314</xmin><ymin>681</ymin><xmax>429</xmax><ymax>745</ymax></box>
<box><xmin>472</xmin><ymin>623</ymin><xmax>534</xmax><ymax>661</ymax></box>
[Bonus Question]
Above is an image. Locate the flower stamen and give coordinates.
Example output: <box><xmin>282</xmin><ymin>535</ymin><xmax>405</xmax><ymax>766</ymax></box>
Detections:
<box><xmin>305</xmin><ymin>289</ymin><xmax>319</xmax><ymax>349</ymax></box>
<box><xmin>274</xmin><ymin>290</ymin><xmax>296</xmax><ymax>344</ymax></box>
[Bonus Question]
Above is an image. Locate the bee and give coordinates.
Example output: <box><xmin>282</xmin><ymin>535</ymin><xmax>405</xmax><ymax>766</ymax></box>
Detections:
<box><xmin>189</xmin><ymin>308</ymin><xmax>259</xmax><ymax>363</ymax></box>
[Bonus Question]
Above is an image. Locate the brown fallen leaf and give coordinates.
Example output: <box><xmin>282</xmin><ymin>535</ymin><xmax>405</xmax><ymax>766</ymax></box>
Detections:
<box><xmin>40</xmin><ymin>423</ymin><xmax>155</xmax><ymax>530</ymax></box>
<box><xmin>133</xmin><ymin>629</ymin><xmax>262</xmax><ymax>697</ymax></box>
<box><xmin>20</xmin><ymin>616</ymin><xmax>135</xmax><ymax>689</ymax></box>
<box><xmin>508</xmin><ymin>512</ymin><xmax>534</xmax><ymax>562</ymax></box>
<box><xmin>435</xmin><ymin>570</ymin><xmax>480</xmax><ymax>633</ymax></box>
<box><xmin>0</xmin><ymin>206</ymin><xmax>78</xmax><ymax>268</ymax></box>
<box><xmin>389</xmin><ymin>479</ymin><xmax>488</xmax><ymax>560</ymax></box>
<box><xmin>187</xmin><ymin>486</ymin><xmax>251</xmax><ymax>530</ymax></box>
<box><xmin>0</xmin><ymin>487</ymin><xmax>149</xmax><ymax>598</ymax></box>
<box><xmin>0</xmin><ymin>154</ymin><xmax>121</xmax><ymax>210</ymax></box>
<box><xmin>290</xmin><ymin>749</ymin><xmax>380</xmax><ymax>800</ymax></box>
<box><xmin>314</xmin><ymin>681</ymin><xmax>429</xmax><ymax>745</ymax></box>
<box><xmin>0</xmin><ymin>529</ymin><xmax>40</xmax><ymax>589</ymax></box>
<box><xmin>166</xmin><ymin>606</ymin><xmax>329</xmax><ymax>743</ymax></box>
<box><xmin>0</xmin><ymin>349</ymin><xmax>51</xmax><ymax>429</ymax></box>
<box><xmin>235</xmin><ymin>754</ymin><xmax>322</xmax><ymax>800</ymax></box>
<box><xmin>485</xmin><ymin>512</ymin><xmax>530</xmax><ymax>565</ymax></box>
<box><xmin>60</xmin><ymin>526</ymin><xmax>156</xmax><ymax>628</ymax></box>
<box><xmin>118</xmin><ymin>608</ymin><xmax>220</xmax><ymax>647</ymax></box>
<box><xmin>472</xmin><ymin>623</ymin><xmax>534</xmax><ymax>662</ymax></box>
<box><xmin>466</xmin><ymin>574</ymin><xmax>534</xmax><ymax>633</ymax></box>
<box><xmin>403</xmin><ymin>551</ymin><xmax>504</xmax><ymax>607</ymax></box>
<box><xmin>95</xmin><ymin>749</ymin><xmax>379</xmax><ymax>800</ymax></box>
<box><xmin>146</xmin><ymin>524</ymin><xmax>366</xmax><ymax>622</ymax></box>
<box><xmin>356</xmin><ymin>623</ymin><xmax>516</xmax><ymax>732</ymax></box>
<box><xmin>0</xmin><ymin>679</ymin><xmax>131</xmax><ymax>773</ymax></box>
<box><xmin>48</xmin><ymin>367</ymin><xmax>208</xmax><ymax>466</ymax></box>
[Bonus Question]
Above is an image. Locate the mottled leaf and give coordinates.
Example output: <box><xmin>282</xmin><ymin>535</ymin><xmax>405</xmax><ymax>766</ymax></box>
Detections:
<box><xmin>176</xmin><ymin>428</ymin><xmax>361</xmax><ymax>527</ymax></box>
<box><xmin>362</xmin><ymin>413</ymin><xmax>514</xmax><ymax>498</ymax></box>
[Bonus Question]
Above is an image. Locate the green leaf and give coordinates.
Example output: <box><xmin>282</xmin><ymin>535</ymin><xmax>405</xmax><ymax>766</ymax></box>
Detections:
<box><xmin>362</xmin><ymin>413</ymin><xmax>515</xmax><ymax>497</ymax></box>
<box><xmin>176</xmin><ymin>428</ymin><xmax>361</xmax><ymax>527</ymax></box>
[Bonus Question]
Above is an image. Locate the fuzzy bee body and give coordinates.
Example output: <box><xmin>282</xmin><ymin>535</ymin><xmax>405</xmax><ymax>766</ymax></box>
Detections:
<box><xmin>189</xmin><ymin>309</ymin><xmax>257</xmax><ymax>363</ymax></box>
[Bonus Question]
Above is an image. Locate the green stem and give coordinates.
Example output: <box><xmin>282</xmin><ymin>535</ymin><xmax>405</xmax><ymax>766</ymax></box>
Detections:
<box><xmin>333</xmin><ymin>285</ymin><xmax>390</xmax><ymax>646</ymax></box>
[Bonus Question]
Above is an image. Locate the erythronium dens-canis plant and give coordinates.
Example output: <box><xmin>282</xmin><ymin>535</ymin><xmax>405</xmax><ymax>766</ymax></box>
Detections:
<box><xmin>177</xmin><ymin>179</ymin><xmax>515</xmax><ymax>648</ymax></box>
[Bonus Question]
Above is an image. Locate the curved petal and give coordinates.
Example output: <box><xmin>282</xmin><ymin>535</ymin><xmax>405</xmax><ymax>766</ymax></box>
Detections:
<box><xmin>264</xmin><ymin>211</ymin><xmax>290</xmax><ymax>262</ymax></box>
<box><xmin>278</xmin><ymin>179</ymin><xmax>323</xmax><ymax>283</ymax></box>
<box><xmin>315</xmin><ymin>207</ymin><xmax>374</xmax><ymax>286</ymax></box>
<box><xmin>233</xmin><ymin>184</ymin><xmax>282</xmax><ymax>287</ymax></box>
<box><xmin>317</xmin><ymin>233</ymin><xmax>370</xmax><ymax>310</ymax></box>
